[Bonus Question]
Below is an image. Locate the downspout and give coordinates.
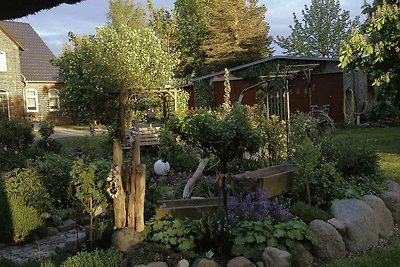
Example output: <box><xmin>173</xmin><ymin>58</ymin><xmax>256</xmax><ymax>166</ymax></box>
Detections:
<box><xmin>20</xmin><ymin>72</ymin><xmax>28</xmax><ymax>114</ymax></box>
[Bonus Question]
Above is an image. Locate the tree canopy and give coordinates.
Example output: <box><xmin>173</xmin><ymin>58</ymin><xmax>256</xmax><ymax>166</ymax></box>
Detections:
<box><xmin>339</xmin><ymin>0</ymin><xmax>400</xmax><ymax>86</ymax></box>
<box><xmin>202</xmin><ymin>0</ymin><xmax>272</xmax><ymax>72</ymax></box>
<box><xmin>106</xmin><ymin>0</ymin><xmax>148</xmax><ymax>30</ymax></box>
<box><xmin>276</xmin><ymin>0</ymin><xmax>359</xmax><ymax>57</ymax></box>
<box><xmin>53</xmin><ymin>25</ymin><xmax>176</xmax><ymax>132</ymax></box>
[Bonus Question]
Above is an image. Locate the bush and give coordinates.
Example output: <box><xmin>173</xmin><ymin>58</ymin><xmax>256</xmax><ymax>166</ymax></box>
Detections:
<box><xmin>290</xmin><ymin>202</ymin><xmax>331</xmax><ymax>224</ymax></box>
<box><xmin>0</xmin><ymin>119</ymin><xmax>34</xmax><ymax>172</ymax></box>
<box><xmin>31</xmin><ymin>154</ymin><xmax>74</xmax><ymax>208</ymax></box>
<box><xmin>36</xmin><ymin>138</ymin><xmax>62</xmax><ymax>153</ymax></box>
<box><xmin>61</xmin><ymin>249</ymin><xmax>122</xmax><ymax>267</ymax></box>
<box><xmin>4</xmin><ymin>168</ymin><xmax>52</xmax><ymax>213</ymax></box>
<box><xmin>128</xmin><ymin>242</ymin><xmax>185</xmax><ymax>266</ymax></box>
<box><xmin>38</xmin><ymin>121</ymin><xmax>55</xmax><ymax>139</ymax></box>
<box><xmin>9</xmin><ymin>196</ymin><xmax>44</xmax><ymax>243</ymax></box>
<box><xmin>321</xmin><ymin>138</ymin><xmax>381</xmax><ymax>178</ymax></box>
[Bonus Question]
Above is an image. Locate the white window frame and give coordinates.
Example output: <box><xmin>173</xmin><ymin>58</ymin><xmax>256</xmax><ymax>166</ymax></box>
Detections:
<box><xmin>0</xmin><ymin>90</ymin><xmax>10</xmax><ymax>120</ymax></box>
<box><xmin>0</xmin><ymin>51</ymin><xmax>7</xmax><ymax>72</ymax></box>
<box><xmin>25</xmin><ymin>88</ymin><xmax>39</xmax><ymax>112</ymax></box>
<box><xmin>48</xmin><ymin>89</ymin><xmax>60</xmax><ymax>111</ymax></box>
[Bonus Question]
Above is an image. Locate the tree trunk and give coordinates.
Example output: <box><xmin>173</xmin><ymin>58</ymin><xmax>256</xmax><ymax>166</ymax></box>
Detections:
<box><xmin>182</xmin><ymin>158</ymin><xmax>209</xmax><ymax>199</ymax></box>
<box><xmin>112</xmin><ymin>139</ymin><xmax>126</xmax><ymax>229</ymax></box>
<box><xmin>127</xmin><ymin>128</ymin><xmax>140</xmax><ymax>228</ymax></box>
<box><xmin>135</xmin><ymin>164</ymin><xmax>146</xmax><ymax>232</ymax></box>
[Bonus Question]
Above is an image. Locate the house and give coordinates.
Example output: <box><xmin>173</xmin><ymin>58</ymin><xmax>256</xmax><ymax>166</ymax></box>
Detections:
<box><xmin>0</xmin><ymin>20</ymin><xmax>66</xmax><ymax>123</ymax></box>
<box><xmin>184</xmin><ymin>56</ymin><xmax>375</xmax><ymax>122</ymax></box>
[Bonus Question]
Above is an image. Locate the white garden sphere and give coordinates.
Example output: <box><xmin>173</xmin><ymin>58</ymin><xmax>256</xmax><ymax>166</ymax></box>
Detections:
<box><xmin>154</xmin><ymin>160</ymin><xmax>170</xmax><ymax>175</ymax></box>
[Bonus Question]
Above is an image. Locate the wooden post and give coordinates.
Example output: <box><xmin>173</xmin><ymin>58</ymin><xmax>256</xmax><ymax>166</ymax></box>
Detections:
<box><xmin>112</xmin><ymin>139</ymin><xmax>126</xmax><ymax>229</ymax></box>
<box><xmin>127</xmin><ymin>126</ymin><xmax>140</xmax><ymax>228</ymax></box>
<box><xmin>135</xmin><ymin>164</ymin><xmax>146</xmax><ymax>232</ymax></box>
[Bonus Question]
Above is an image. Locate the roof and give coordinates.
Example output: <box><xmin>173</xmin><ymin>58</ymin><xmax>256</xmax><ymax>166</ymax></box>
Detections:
<box><xmin>1</xmin><ymin>21</ymin><xmax>60</xmax><ymax>82</ymax></box>
<box><xmin>192</xmin><ymin>55</ymin><xmax>340</xmax><ymax>82</ymax></box>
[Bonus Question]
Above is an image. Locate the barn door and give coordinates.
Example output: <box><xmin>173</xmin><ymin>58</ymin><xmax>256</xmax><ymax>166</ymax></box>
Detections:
<box><xmin>0</xmin><ymin>90</ymin><xmax>9</xmax><ymax>120</ymax></box>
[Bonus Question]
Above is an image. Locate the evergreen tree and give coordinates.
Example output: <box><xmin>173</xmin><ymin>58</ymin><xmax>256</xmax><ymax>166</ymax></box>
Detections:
<box><xmin>276</xmin><ymin>0</ymin><xmax>359</xmax><ymax>57</ymax></box>
<box><xmin>106</xmin><ymin>0</ymin><xmax>148</xmax><ymax>30</ymax></box>
<box><xmin>202</xmin><ymin>0</ymin><xmax>272</xmax><ymax>72</ymax></box>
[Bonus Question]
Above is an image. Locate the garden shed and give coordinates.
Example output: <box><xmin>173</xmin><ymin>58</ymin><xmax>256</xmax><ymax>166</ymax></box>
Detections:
<box><xmin>183</xmin><ymin>56</ymin><xmax>374</xmax><ymax>122</ymax></box>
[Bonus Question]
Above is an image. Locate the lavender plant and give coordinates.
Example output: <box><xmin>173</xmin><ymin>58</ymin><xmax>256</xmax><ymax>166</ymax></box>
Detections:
<box><xmin>227</xmin><ymin>190</ymin><xmax>292</xmax><ymax>224</ymax></box>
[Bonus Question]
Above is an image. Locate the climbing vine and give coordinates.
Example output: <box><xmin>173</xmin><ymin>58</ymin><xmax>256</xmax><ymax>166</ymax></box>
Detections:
<box><xmin>193</xmin><ymin>80</ymin><xmax>213</xmax><ymax>108</ymax></box>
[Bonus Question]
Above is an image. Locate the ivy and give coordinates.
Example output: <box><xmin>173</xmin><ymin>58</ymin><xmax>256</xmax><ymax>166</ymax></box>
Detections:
<box><xmin>193</xmin><ymin>80</ymin><xmax>213</xmax><ymax>108</ymax></box>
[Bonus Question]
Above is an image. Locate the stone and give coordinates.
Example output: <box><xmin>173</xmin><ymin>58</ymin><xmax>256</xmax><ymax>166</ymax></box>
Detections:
<box><xmin>364</xmin><ymin>194</ymin><xmax>394</xmax><ymax>238</ymax></box>
<box><xmin>327</xmin><ymin>218</ymin><xmax>347</xmax><ymax>236</ymax></box>
<box><xmin>255</xmin><ymin>262</ymin><xmax>264</xmax><ymax>267</ymax></box>
<box><xmin>191</xmin><ymin>258</ymin><xmax>220</xmax><ymax>267</ymax></box>
<box><xmin>294</xmin><ymin>243</ymin><xmax>314</xmax><ymax>267</ymax></box>
<box><xmin>40</xmin><ymin>212</ymin><xmax>52</xmax><ymax>220</ymax></box>
<box><xmin>176</xmin><ymin>259</ymin><xmax>190</xmax><ymax>267</ymax></box>
<box><xmin>120</xmin><ymin>257</ymin><xmax>130</xmax><ymax>267</ymax></box>
<box><xmin>262</xmin><ymin>247</ymin><xmax>291</xmax><ymax>267</ymax></box>
<box><xmin>75</xmin><ymin>214</ymin><xmax>91</xmax><ymax>225</ymax></box>
<box><xmin>387</xmin><ymin>180</ymin><xmax>400</xmax><ymax>194</ymax></box>
<box><xmin>381</xmin><ymin>191</ymin><xmax>400</xmax><ymax>223</ymax></box>
<box><xmin>145</xmin><ymin>262</ymin><xmax>168</xmax><ymax>267</ymax></box>
<box><xmin>308</xmin><ymin>220</ymin><xmax>346</xmax><ymax>261</ymax></box>
<box><xmin>112</xmin><ymin>228</ymin><xmax>143</xmax><ymax>253</ymax></box>
<box><xmin>46</xmin><ymin>227</ymin><xmax>59</xmax><ymax>237</ymax></box>
<box><xmin>57</xmin><ymin>219</ymin><xmax>77</xmax><ymax>232</ymax></box>
<box><xmin>227</xmin><ymin>256</ymin><xmax>255</xmax><ymax>267</ymax></box>
<box><xmin>331</xmin><ymin>199</ymin><xmax>378</xmax><ymax>253</ymax></box>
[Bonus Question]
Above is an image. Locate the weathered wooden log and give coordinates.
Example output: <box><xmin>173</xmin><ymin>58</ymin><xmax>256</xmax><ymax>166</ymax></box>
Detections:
<box><xmin>182</xmin><ymin>158</ymin><xmax>209</xmax><ymax>199</ymax></box>
<box><xmin>127</xmin><ymin>132</ymin><xmax>140</xmax><ymax>228</ymax></box>
<box><xmin>112</xmin><ymin>140</ymin><xmax>126</xmax><ymax>229</ymax></box>
<box><xmin>135</xmin><ymin>164</ymin><xmax>146</xmax><ymax>232</ymax></box>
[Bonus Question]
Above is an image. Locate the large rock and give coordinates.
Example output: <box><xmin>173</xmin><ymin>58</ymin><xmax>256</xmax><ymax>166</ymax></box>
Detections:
<box><xmin>112</xmin><ymin>228</ymin><xmax>143</xmax><ymax>253</ymax></box>
<box><xmin>327</xmin><ymin>218</ymin><xmax>347</xmax><ymax>236</ymax></box>
<box><xmin>308</xmin><ymin>220</ymin><xmax>346</xmax><ymax>261</ymax></box>
<box><xmin>176</xmin><ymin>259</ymin><xmax>190</xmax><ymax>267</ymax></box>
<box><xmin>191</xmin><ymin>258</ymin><xmax>220</xmax><ymax>267</ymax></box>
<box><xmin>331</xmin><ymin>199</ymin><xmax>378</xmax><ymax>253</ymax></box>
<box><xmin>227</xmin><ymin>256</ymin><xmax>255</xmax><ymax>267</ymax></box>
<box><xmin>364</xmin><ymin>194</ymin><xmax>394</xmax><ymax>238</ymax></box>
<box><xmin>262</xmin><ymin>247</ymin><xmax>291</xmax><ymax>267</ymax></box>
<box><xmin>57</xmin><ymin>219</ymin><xmax>77</xmax><ymax>232</ymax></box>
<box><xmin>381</xmin><ymin>191</ymin><xmax>400</xmax><ymax>223</ymax></box>
<box><xmin>387</xmin><ymin>180</ymin><xmax>400</xmax><ymax>194</ymax></box>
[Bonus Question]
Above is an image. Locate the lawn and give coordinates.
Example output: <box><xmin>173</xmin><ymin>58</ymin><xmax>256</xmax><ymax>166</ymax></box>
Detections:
<box><xmin>334</xmin><ymin>126</ymin><xmax>400</xmax><ymax>182</ymax></box>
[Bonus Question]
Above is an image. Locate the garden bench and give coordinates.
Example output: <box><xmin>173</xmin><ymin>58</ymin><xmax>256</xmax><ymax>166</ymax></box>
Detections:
<box><xmin>138</xmin><ymin>126</ymin><xmax>160</xmax><ymax>146</ymax></box>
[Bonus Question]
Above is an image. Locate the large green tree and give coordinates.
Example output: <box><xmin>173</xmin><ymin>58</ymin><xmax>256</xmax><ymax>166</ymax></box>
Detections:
<box><xmin>54</xmin><ymin>26</ymin><xmax>176</xmax><ymax>138</ymax></box>
<box><xmin>106</xmin><ymin>0</ymin><xmax>148</xmax><ymax>30</ymax></box>
<box><xmin>276</xmin><ymin>0</ymin><xmax>359</xmax><ymax>57</ymax></box>
<box><xmin>173</xmin><ymin>0</ymin><xmax>213</xmax><ymax>79</ymax></box>
<box><xmin>202</xmin><ymin>0</ymin><xmax>272</xmax><ymax>72</ymax></box>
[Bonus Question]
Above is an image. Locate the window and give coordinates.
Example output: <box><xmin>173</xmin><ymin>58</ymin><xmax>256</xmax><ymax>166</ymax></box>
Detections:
<box><xmin>48</xmin><ymin>89</ymin><xmax>60</xmax><ymax>111</ymax></box>
<box><xmin>0</xmin><ymin>51</ymin><xmax>6</xmax><ymax>72</ymax></box>
<box><xmin>25</xmin><ymin>89</ymin><xmax>38</xmax><ymax>112</ymax></box>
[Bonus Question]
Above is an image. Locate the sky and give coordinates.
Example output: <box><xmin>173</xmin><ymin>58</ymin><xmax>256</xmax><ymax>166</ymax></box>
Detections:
<box><xmin>16</xmin><ymin>0</ymin><xmax>366</xmax><ymax>56</ymax></box>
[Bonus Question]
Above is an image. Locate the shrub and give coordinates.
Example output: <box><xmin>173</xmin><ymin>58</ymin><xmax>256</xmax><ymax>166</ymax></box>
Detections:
<box><xmin>128</xmin><ymin>242</ymin><xmax>186</xmax><ymax>266</ymax></box>
<box><xmin>4</xmin><ymin>168</ymin><xmax>52</xmax><ymax>212</ymax></box>
<box><xmin>290</xmin><ymin>202</ymin><xmax>331</xmax><ymax>224</ymax></box>
<box><xmin>31</xmin><ymin>154</ymin><xmax>74</xmax><ymax>208</ymax></box>
<box><xmin>38</xmin><ymin>121</ymin><xmax>55</xmax><ymax>139</ymax></box>
<box><xmin>191</xmin><ymin>175</ymin><xmax>218</xmax><ymax>198</ymax></box>
<box><xmin>61</xmin><ymin>249</ymin><xmax>122</xmax><ymax>267</ymax></box>
<box><xmin>145</xmin><ymin>217</ymin><xmax>203</xmax><ymax>253</ymax></box>
<box><xmin>321</xmin><ymin>138</ymin><xmax>381</xmax><ymax>178</ymax></box>
<box><xmin>36</xmin><ymin>138</ymin><xmax>62</xmax><ymax>153</ymax></box>
<box><xmin>9</xmin><ymin>196</ymin><xmax>44</xmax><ymax>243</ymax></box>
<box><xmin>230</xmin><ymin>219</ymin><xmax>318</xmax><ymax>262</ymax></box>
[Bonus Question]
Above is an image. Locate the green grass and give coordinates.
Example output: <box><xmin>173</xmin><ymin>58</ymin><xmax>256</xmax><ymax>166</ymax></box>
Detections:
<box><xmin>334</xmin><ymin>126</ymin><xmax>400</xmax><ymax>182</ymax></box>
<box><xmin>316</xmin><ymin>240</ymin><xmax>400</xmax><ymax>267</ymax></box>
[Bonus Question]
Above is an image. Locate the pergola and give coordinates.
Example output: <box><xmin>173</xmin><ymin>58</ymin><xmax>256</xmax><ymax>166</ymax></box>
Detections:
<box><xmin>0</xmin><ymin>0</ymin><xmax>85</xmax><ymax>20</ymax></box>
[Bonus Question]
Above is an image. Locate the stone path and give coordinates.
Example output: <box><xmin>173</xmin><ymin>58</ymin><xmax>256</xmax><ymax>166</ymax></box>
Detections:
<box><xmin>0</xmin><ymin>228</ymin><xmax>86</xmax><ymax>264</ymax></box>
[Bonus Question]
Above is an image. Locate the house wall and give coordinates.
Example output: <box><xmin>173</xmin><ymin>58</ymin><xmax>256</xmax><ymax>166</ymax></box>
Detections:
<box><xmin>0</xmin><ymin>30</ymin><xmax>24</xmax><ymax>120</ymax></box>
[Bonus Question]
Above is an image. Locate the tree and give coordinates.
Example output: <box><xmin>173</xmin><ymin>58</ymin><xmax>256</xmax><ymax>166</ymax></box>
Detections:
<box><xmin>54</xmin><ymin>25</ymin><xmax>176</xmax><ymax>139</ymax></box>
<box><xmin>106</xmin><ymin>0</ymin><xmax>148</xmax><ymax>30</ymax></box>
<box><xmin>339</xmin><ymin>0</ymin><xmax>400</xmax><ymax>120</ymax></box>
<box><xmin>276</xmin><ymin>0</ymin><xmax>359</xmax><ymax>57</ymax></box>
<box><xmin>174</xmin><ymin>0</ymin><xmax>212</xmax><ymax>79</ymax></box>
<box><xmin>202</xmin><ymin>0</ymin><xmax>272</xmax><ymax>72</ymax></box>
